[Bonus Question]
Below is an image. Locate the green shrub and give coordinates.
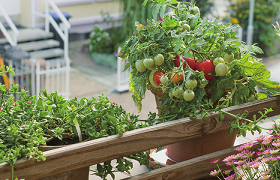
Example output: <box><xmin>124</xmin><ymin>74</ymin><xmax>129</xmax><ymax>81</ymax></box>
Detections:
<box><xmin>223</xmin><ymin>0</ymin><xmax>280</xmax><ymax>56</ymax></box>
<box><xmin>88</xmin><ymin>24</ymin><xmax>111</xmax><ymax>54</ymax></box>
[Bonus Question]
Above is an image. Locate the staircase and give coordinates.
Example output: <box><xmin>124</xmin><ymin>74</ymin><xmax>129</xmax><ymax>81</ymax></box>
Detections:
<box><xmin>0</xmin><ymin>0</ymin><xmax>71</xmax><ymax>99</ymax></box>
<box><xmin>0</xmin><ymin>28</ymin><xmax>64</xmax><ymax>60</ymax></box>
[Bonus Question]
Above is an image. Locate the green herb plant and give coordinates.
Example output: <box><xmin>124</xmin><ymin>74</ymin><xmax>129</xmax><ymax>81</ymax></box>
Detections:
<box><xmin>118</xmin><ymin>0</ymin><xmax>280</xmax><ymax>133</ymax></box>
<box><xmin>0</xmin><ymin>87</ymin><xmax>156</xmax><ymax>180</ymax></box>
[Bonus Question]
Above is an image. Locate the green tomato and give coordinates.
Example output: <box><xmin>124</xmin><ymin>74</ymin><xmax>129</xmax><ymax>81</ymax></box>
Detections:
<box><xmin>183</xmin><ymin>90</ymin><xmax>195</xmax><ymax>101</ymax></box>
<box><xmin>178</xmin><ymin>86</ymin><xmax>184</xmax><ymax>95</ymax></box>
<box><xmin>213</xmin><ymin>57</ymin><xmax>224</xmax><ymax>66</ymax></box>
<box><xmin>143</xmin><ymin>58</ymin><xmax>155</xmax><ymax>68</ymax></box>
<box><xmin>172</xmin><ymin>88</ymin><xmax>180</xmax><ymax>97</ymax></box>
<box><xmin>147</xmin><ymin>65</ymin><xmax>156</xmax><ymax>70</ymax></box>
<box><xmin>154</xmin><ymin>54</ymin><xmax>164</xmax><ymax>65</ymax></box>
<box><xmin>190</xmin><ymin>6</ymin><xmax>200</xmax><ymax>15</ymax></box>
<box><xmin>169</xmin><ymin>91</ymin><xmax>174</xmax><ymax>98</ymax></box>
<box><xmin>198</xmin><ymin>79</ymin><xmax>207</xmax><ymax>88</ymax></box>
<box><xmin>182</xmin><ymin>24</ymin><xmax>191</xmax><ymax>32</ymax></box>
<box><xmin>135</xmin><ymin>60</ymin><xmax>147</xmax><ymax>72</ymax></box>
<box><xmin>149</xmin><ymin>70</ymin><xmax>159</xmax><ymax>88</ymax></box>
<box><xmin>215</xmin><ymin>63</ymin><xmax>228</xmax><ymax>76</ymax></box>
<box><xmin>160</xmin><ymin>75</ymin><xmax>169</xmax><ymax>85</ymax></box>
<box><xmin>185</xmin><ymin>79</ymin><xmax>197</xmax><ymax>89</ymax></box>
<box><xmin>224</xmin><ymin>53</ymin><xmax>234</xmax><ymax>63</ymax></box>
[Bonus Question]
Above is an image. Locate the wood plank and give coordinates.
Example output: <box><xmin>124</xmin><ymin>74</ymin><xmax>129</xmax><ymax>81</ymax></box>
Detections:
<box><xmin>125</xmin><ymin>142</ymin><xmax>261</xmax><ymax>180</ymax></box>
<box><xmin>0</xmin><ymin>96</ymin><xmax>279</xmax><ymax>179</ymax></box>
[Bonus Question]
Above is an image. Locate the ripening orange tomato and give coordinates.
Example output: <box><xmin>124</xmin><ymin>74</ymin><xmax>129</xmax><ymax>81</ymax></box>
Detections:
<box><xmin>171</xmin><ymin>72</ymin><xmax>183</xmax><ymax>83</ymax></box>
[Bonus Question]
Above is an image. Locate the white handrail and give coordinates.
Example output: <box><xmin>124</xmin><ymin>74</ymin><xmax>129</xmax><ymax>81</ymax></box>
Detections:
<box><xmin>30</xmin><ymin>0</ymin><xmax>71</xmax><ymax>99</ymax></box>
<box><xmin>48</xmin><ymin>0</ymin><xmax>71</xmax><ymax>29</ymax></box>
<box><xmin>0</xmin><ymin>3</ymin><xmax>18</xmax><ymax>46</ymax></box>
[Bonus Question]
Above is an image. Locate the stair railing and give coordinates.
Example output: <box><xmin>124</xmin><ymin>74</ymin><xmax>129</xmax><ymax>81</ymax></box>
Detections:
<box><xmin>0</xmin><ymin>3</ymin><xmax>18</xmax><ymax>46</ymax></box>
<box><xmin>31</xmin><ymin>0</ymin><xmax>71</xmax><ymax>99</ymax></box>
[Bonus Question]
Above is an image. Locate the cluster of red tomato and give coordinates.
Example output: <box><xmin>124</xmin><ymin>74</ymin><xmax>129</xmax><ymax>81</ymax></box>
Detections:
<box><xmin>173</xmin><ymin>55</ymin><xmax>215</xmax><ymax>81</ymax></box>
<box><xmin>148</xmin><ymin>53</ymin><xmax>234</xmax><ymax>101</ymax></box>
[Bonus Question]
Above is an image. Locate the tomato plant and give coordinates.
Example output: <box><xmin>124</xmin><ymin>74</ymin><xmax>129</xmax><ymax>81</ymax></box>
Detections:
<box><xmin>195</xmin><ymin>60</ymin><xmax>215</xmax><ymax>81</ymax></box>
<box><xmin>118</xmin><ymin>0</ymin><xmax>280</xmax><ymax>121</ymax></box>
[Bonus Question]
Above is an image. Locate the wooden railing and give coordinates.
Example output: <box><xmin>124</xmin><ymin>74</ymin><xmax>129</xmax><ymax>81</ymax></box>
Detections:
<box><xmin>1</xmin><ymin>95</ymin><xmax>280</xmax><ymax>180</ymax></box>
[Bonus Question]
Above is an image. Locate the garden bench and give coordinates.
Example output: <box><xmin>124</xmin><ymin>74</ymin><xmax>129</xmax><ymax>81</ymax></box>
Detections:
<box><xmin>0</xmin><ymin>95</ymin><xmax>280</xmax><ymax>180</ymax></box>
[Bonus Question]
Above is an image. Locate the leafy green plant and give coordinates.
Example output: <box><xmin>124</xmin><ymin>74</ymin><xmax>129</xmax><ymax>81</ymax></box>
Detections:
<box><xmin>118</xmin><ymin>0</ymin><xmax>280</xmax><ymax>129</ymax></box>
<box><xmin>88</xmin><ymin>24</ymin><xmax>111</xmax><ymax>54</ymax></box>
<box><xmin>223</xmin><ymin>0</ymin><xmax>280</xmax><ymax>56</ymax></box>
<box><xmin>0</xmin><ymin>87</ymin><xmax>157</xmax><ymax>180</ymax></box>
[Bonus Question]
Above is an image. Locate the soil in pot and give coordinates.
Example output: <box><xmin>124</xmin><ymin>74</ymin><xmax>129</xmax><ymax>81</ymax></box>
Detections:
<box><xmin>37</xmin><ymin>137</ymin><xmax>89</xmax><ymax>180</ymax></box>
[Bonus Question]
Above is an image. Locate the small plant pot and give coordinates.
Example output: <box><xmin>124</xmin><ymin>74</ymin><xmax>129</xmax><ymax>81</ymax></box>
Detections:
<box><xmin>150</xmin><ymin>86</ymin><xmax>237</xmax><ymax>166</ymax></box>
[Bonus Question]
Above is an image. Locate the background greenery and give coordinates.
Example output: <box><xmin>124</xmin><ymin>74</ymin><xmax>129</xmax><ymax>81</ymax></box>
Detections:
<box><xmin>224</xmin><ymin>0</ymin><xmax>280</xmax><ymax>56</ymax></box>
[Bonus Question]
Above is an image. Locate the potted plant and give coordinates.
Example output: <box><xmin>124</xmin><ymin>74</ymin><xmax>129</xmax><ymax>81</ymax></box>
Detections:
<box><xmin>0</xmin><ymin>76</ymin><xmax>154</xmax><ymax>180</ymax></box>
<box><xmin>118</xmin><ymin>0</ymin><xmax>280</xmax><ymax>165</ymax></box>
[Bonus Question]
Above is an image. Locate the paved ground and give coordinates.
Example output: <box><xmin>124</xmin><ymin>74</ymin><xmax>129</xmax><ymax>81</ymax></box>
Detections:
<box><xmin>67</xmin><ymin>40</ymin><xmax>280</xmax><ymax>179</ymax></box>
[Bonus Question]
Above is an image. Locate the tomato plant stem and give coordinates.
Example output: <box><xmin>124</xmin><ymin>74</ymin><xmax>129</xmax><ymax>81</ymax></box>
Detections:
<box><xmin>11</xmin><ymin>164</ymin><xmax>14</xmax><ymax>180</ymax></box>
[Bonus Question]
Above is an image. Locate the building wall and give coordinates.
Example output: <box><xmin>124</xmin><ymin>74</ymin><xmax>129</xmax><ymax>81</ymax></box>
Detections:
<box><xmin>54</xmin><ymin>1</ymin><xmax>121</xmax><ymax>18</ymax></box>
<box><xmin>20</xmin><ymin>0</ymin><xmax>31</xmax><ymax>27</ymax></box>
<box><xmin>19</xmin><ymin>0</ymin><xmax>122</xmax><ymax>33</ymax></box>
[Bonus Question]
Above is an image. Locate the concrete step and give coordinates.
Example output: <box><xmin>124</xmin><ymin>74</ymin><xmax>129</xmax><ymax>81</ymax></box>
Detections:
<box><xmin>16</xmin><ymin>39</ymin><xmax>60</xmax><ymax>52</ymax></box>
<box><xmin>0</xmin><ymin>28</ymin><xmax>54</xmax><ymax>44</ymax></box>
<box><xmin>29</xmin><ymin>48</ymin><xmax>64</xmax><ymax>59</ymax></box>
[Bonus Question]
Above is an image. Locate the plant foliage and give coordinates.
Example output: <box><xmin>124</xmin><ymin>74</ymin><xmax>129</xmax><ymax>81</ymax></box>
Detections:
<box><xmin>118</xmin><ymin>0</ymin><xmax>280</xmax><ymax>124</ymax></box>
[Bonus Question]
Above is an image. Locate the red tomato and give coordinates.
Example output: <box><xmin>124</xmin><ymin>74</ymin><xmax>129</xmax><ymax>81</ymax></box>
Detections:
<box><xmin>182</xmin><ymin>56</ymin><xmax>196</xmax><ymax>70</ymax></box>
<box><xmin>153</xmin><ymin>71</ymin><xmax>165</xmax><ymax>86</ymax></box>
<box><xmin>173</xmin><ymin>55</ymin><xmax>196</xmax><ymax>70</ymax></box>
<box><xmin>173</xmin><ymin>55</ymin><xmax>181</xmax><ymax>67</ymax></box>
<box><xmin>195</xmin><ymin>59</ymin><xmax>215</xmax><ymax>81</ymax></box>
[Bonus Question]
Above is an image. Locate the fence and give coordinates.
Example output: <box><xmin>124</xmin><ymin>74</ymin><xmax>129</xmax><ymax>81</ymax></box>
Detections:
<box><xmin>0</xmin><ymin>46</ymin><xmax>69</xmax><ymax>100</ymax></box>
<box><xmin>0</xmin><ymin>95</ymin><xmax>279</xmax><ymax>180</ymax></box>
<box><xmin>35</xmin><ymin>58</ymin><xmax>69</xmax><ymax>99</ymax></box>
<box><xmin>116</xmin><ymin>47</ymin><xmax>130</xmax><ymax>92</ymax></box>
<box><xmin>31</xmin><ymin>0</ymin><xmax>71</xmax><ymax>99</ymax></box>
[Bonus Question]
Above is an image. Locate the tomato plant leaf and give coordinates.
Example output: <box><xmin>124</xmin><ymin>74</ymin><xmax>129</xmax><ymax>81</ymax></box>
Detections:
<box><xmin>159</xmin><ymin>4</ymin><xmax>166</xmax><ymax>18</ymax></box>
<box><xmin>142</xmin><ymin>0</ymin><xmax>149</xmax><ymax>6</ymax></box>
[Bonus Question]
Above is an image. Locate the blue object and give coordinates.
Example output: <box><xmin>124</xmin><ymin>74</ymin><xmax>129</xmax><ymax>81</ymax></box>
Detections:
<box><xmin>49</xmin><ymin>12</ymin><xmax>70</xmax><ymax>20</ymax></box>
